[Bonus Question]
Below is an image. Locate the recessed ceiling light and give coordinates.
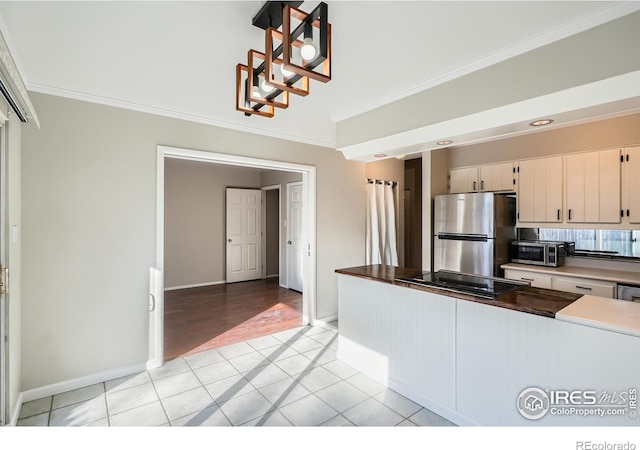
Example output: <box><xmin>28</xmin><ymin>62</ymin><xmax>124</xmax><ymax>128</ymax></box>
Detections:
<box><xmin>437</xmin><ymin>140</ymin><xmax>453</xmax><ymax>146</ymax></box>
<box><xmin>374</xmin><ymin>153</ymin><xmax>387</xmax><ymax>158</ymax></box>
<box><xmin>529</xmin><ymin>119</ymin><xmax>554</xmax><ymax>127</ymax></box>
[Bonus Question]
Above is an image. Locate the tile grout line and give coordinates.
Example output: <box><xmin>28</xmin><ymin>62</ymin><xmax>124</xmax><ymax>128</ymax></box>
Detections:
<box><xmin>147</xmin><ymin>371</ymin><xmax>172</xmax><ymax>426</ymax></box>
<box><xmin>102</xmin><ymin>382</ymin><xmax>110</xmax><ymax>427</ymax></box>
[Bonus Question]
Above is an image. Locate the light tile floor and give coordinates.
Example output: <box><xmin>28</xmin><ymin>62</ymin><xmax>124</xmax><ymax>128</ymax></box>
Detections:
<box><xmin>17</xmin><ymin>321</ymin><xmax>456</xmax><ymax>427</ymax></box>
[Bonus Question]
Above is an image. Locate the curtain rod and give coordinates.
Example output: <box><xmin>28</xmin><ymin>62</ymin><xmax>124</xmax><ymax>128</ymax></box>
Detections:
<box><xmin>367</xmin><ymin>178</ymin><xmax>398</xmax><ymax>187</ymax></box>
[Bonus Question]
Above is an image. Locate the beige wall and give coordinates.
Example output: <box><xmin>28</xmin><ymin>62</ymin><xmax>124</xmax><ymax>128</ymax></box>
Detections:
<box><xmin>164</xmin><ymin>159</ymin><xmax>262</xmax><ymax>289</ymax></box>
<box><xmin>260</xmin><ymin>170</ymin><xmax>303</xmax><ymax>287</ymax></box>
<box><xmin>20</xmin><ymin>92</ymin><xmax>365</xmax><ymax>391</ymax></box>
<box><xmin>365</xmin><ymin>158</ymin><xmax>405</xmax><ymax>266</ymax></box>
<box><xmin>447</xmin><ymin>112</ymin><xmax>640</xmax><ymax>168</ymax></box>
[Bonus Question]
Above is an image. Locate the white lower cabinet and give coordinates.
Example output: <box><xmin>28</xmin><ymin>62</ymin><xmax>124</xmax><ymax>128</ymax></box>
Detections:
<box><xmin>337</xmin><ymin>275</ymin><xmax>457</xmax><ymax>414</ymax></box>
<box><xmin>504</xmin><ymin>268</ymin><xmax>616</xmax><ymax>298</ymax></box>
<box><xmin>504</xmin><ymin>269</ymin><xmax>552</xmax><ymax>289</ymax></box>
<box><xmin>337</xmin><ymin>274</ymin><xmax>640</xmax><ymax>426</ymax></box>
<box><xmin>455</xmin><ymin>299</ymin><xmax>640</xmax><ymax>426</ymax></box>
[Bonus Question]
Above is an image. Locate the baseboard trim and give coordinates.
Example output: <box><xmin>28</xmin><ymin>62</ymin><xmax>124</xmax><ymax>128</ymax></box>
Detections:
<box><xmin>335</xmin><ymin>350</ymin><xmax>476</xmax><ymax>426</ymax></box>
<box><xmin>9</xmin><ymin>392</ymin><xmax>23</xmax><ymax>426</ymax></box>
<box><xmin>314</xmin><ymin>314</ymin><xmax>338</xmax><ymax>326</ymax></box>
<box><xmin>164</xmin><ymin>280</ymin><xmax>225</xmax><ymax>291</ymax></box>
<box><xmin>265</xmin><ymin>274</ymin><xmax>279</xmax><ymax>279</ymax></box>
<box><xmin>20</xmin><ymin>362</ymin><xmax>147</xmax><ymax>403</ymax></box>
<box><xmin>387</xmin><ymin>379</ymin><xmax>478</xmax><ymax>426</ymax></box>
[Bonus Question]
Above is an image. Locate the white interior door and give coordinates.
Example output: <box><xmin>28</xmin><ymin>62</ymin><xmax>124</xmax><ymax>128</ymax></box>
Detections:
<box><xmin>287</xmin><ymin>182</ymin><xmax>304</xmax><ymax>292</ymax></box>
<box><xmin>226</xmin><ymin>188</ymin><xmax>262</xmax><ymax>283</ymax></box>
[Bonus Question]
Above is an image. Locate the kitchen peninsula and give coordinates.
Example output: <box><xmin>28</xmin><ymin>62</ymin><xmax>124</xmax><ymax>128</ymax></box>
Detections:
<box><xmin>335</xmin><ymin>264</ymin><xmax>640</xmax><ymax>426</ymax></box>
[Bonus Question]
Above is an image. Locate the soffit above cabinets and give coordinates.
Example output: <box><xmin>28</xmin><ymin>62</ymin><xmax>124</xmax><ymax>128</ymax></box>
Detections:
<box><xmin>336</xmin><ymin>10</ymin><xmax>640</xmax><ymax>162</ymax></box>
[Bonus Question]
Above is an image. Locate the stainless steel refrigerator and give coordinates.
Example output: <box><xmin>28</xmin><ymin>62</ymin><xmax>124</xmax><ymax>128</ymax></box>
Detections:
<box><xmin>433</xmin><ymin>192</ymin><xmax>516</xmax><ymax>277</ymax></box>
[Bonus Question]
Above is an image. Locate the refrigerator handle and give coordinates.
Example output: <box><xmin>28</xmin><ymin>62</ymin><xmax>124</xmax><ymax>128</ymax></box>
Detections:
<box><xmin>437</xmin><ymin>233</ymin><xmax>489</xmax><ymax>242</ymax></box>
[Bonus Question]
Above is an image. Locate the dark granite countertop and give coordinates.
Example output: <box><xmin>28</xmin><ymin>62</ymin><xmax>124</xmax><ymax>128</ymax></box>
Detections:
<box><xmin>335</xmin><ymin>264</ymin><xmax>582</xmax><ymax>318</ymax></box>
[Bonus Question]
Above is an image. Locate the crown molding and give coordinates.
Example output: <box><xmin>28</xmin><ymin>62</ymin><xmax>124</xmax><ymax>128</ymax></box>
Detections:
<box><xmin>331</xmin><ymin>2</ymin><xmax>640</xmax><ymax>123</ymax></box>
<box><xmin>26</xmin><ymin>82</ymin><xmax>336</xmax><ymax>149</ymax></box>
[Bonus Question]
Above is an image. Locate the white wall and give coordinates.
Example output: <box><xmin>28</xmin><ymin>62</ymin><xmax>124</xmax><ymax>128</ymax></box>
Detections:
<box><xmin>20</xmin><ymin>92</ymin><xmax>365</xmax><ymax>392</ymax></box>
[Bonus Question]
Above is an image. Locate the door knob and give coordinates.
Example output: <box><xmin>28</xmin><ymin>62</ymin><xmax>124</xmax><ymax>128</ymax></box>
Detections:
<box><xmin>227</xmin><ymin>239</ymin><xmax>232</xmax><ymax>242</ymax></box>
<box><xmin>288</xmin><ymin>240</ymin><xmax>292</xmax><ymax>244</ymax></box>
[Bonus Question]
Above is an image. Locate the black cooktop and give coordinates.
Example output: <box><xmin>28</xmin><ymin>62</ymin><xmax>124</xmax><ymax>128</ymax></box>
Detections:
<box><xmin>395</xmin><ymin>271</ymin><xmax>528</xmax><ymax>299</ymax></box>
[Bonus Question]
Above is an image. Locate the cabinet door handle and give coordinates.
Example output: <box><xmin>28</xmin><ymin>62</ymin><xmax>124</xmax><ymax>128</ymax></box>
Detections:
<box><xmin>627</xmin><ymin>209</ymin><xmax>630</xmax><ymax>217</ymax></box>
<box><xmin>621</xmin><ymin>210</ymin><xmax>624</xmax><ymax>218</ymax></box>
<box><xmin>568</xmin><ymin>209</ymin><xmax>572</xmax><ymax>220</ymax></box>
<box><xmin>481</xmin><ymin>180</ymin><xmax>484</xmax><ymax>190</ymax></box>
<box><xmin>575</xmin><ymin>285</ymin><xmax>592</xmax><ymax>291</ymax></box>
<box><xmin>557</xmin><ymin>209</ymin><xmax>560</xmax><ymax>220</ymax></box>
<box><xmin>473</xmin><ymin>181</ymin><xmax>477</xmax><ymax>191</ymax></box>
<box><xmin>521</xmin><ymin>278</ymin><xmax>534</xmax><ymax>282</ymax></box>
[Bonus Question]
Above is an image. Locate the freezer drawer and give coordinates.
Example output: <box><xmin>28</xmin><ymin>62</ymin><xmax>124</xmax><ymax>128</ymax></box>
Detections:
<box><xmin>434</xmin><ymin>237</ymin><xmax>494</xmax><ymax>277</ymax></box>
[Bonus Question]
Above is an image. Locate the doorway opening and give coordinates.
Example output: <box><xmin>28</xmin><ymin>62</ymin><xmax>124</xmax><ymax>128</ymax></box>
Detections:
<box><xmin>404</xmin><ymin>157</ymin><xmax>423</xmax><ymax>270</ymax></box>
<box><xmin>261</xmin><ymin>185</ymin><xmax>280</xmax><ymax>283</ymax></box>
<box><xmin>150</xmin><ymin>146</ymin><xmax>316</xmax><ymax>369</ymax></box>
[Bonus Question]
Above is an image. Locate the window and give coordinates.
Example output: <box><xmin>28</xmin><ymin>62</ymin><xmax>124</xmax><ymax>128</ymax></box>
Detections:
<box><xmin>537</xmin><ymin>228</ymin><xmax>639</xmax><ymax>258</ymax></box>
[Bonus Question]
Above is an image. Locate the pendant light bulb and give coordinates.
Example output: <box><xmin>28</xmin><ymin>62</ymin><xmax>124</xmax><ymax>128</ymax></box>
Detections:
<box><xmin>261</xmin><ymin>79</ymin><xmax>274</xmax><ymax>93</ymax></box>
<box><xmin>300</xmin><ymin>37</ymin><xmax>316</xmax><ymax>61</ymax></box>
<box><xmin>280</xmin><ymin>64</ymin><xmax>294</xmax><ymax>78</ymax></box>
<box><xmin>252</xmin><ymin>85</ymin><xmax>261</xmax><ymax>99</ymax></box>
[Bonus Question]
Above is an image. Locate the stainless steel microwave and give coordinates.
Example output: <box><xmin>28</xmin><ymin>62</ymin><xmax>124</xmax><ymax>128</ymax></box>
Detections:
<box><xmin>510</xmin><ymin>240</ymin><xmax>566</xmax><ymax>267</ymax></box>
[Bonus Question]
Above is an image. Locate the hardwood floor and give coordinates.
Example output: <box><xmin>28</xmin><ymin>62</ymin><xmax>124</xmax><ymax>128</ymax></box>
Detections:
<box><xmin>163</xmin><ymin>278</ymin><xmax>303</xmax><ymax>361</ymax></box>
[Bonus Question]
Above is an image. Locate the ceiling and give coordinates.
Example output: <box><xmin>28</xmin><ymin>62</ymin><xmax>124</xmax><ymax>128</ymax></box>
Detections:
<box><xmin>0</xmin><ymin>1</ymin><xmax>638</xmax><ymax>155</ymax></box>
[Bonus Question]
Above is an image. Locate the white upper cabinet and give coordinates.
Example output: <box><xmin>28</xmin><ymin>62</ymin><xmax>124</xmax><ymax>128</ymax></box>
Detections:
<box><xmin>450</xmin><ymin>163</ymin><xmax>515</xmax><ymax>194</ymax></box>
<box><xmin>449</xmin><ymin>166</ymin><xmax>478</xmax><ymax>194</ymax></box>
<box><xmin>565</xmin><ymin>148</ymin><xmax>621</xmax><ymax>224</ymax></box>
<box><xmin>447</xmin><ymin>147</ymin><xmax>636</xmax><ymax>228</ymax></box>
<box><xmin>623</xmin><ymin>146</ymin><xmax>640</xmax><ymax>224</ymax></box>
<box><xmin>517</xmin><ymin>156</ymin><xmax>563</xmax><ymax>223</ymax></box>
<box><xmin>479</xmin><ymin>162</ymin><xmax>516</xmax><ymax>192</ymax></box>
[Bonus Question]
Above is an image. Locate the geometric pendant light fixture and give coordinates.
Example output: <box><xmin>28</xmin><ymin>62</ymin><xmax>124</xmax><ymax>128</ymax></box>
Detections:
<box><xmin>236</xmin><ymin>1</ymin><xmax>331</xmax><ymax>118</ymax></box>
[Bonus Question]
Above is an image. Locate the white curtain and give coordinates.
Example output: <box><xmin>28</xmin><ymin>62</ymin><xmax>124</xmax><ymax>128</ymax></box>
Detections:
<box><xmin>366</xmin><ymin>179</ymin><xmax>399</xmax><ymax>266</ymax></box>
